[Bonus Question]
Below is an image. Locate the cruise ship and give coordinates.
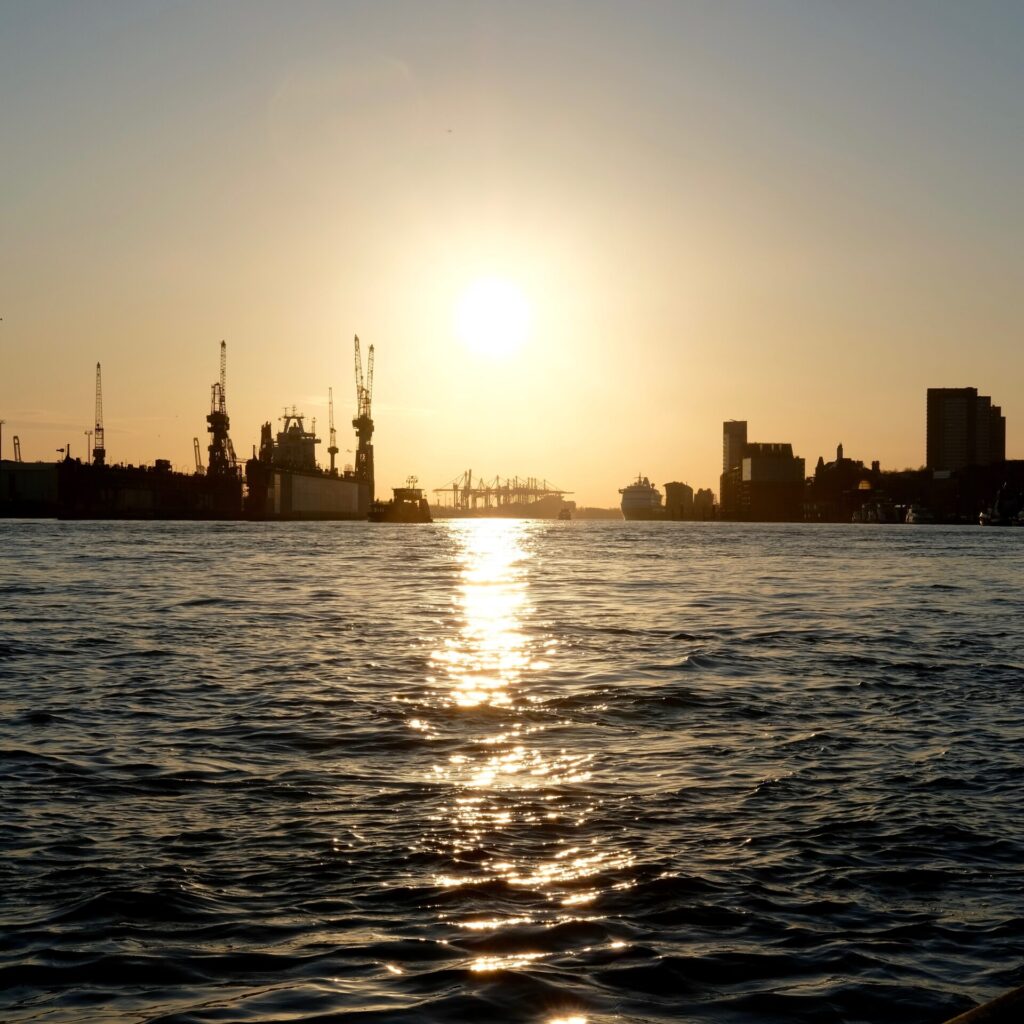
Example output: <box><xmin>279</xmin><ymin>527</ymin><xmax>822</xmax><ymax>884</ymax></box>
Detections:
<box><xmin>619</xmin><ymin>475</ymin><xmax>664</xmax><ymax>520</ymax></box>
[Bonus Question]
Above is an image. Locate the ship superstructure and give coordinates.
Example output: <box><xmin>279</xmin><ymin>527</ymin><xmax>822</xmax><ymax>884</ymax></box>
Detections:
<box><xmin>370</xmin><ymin>476</ymin><xmax>432</xmax><ymax>523</ymax></box>
<box><xmin>619</xmin><ymin>475</ymin><xmax>664</xmax><ymax>520</ymax></box>
<box><xmin>243</xmin><ymin>337</ymin><xmax>373</xmax><ymax>520</ymax></box>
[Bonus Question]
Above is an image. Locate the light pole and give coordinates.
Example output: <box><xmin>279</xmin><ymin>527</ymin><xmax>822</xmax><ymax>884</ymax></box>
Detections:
<box><xmin>84</xmin><ymin>430</ymin><xmax>93</xmax><ymax>463</ymax></box>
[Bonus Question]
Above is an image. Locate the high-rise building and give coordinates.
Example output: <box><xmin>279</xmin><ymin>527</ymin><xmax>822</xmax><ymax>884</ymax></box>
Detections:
<box><xmin>723</xmin><ymin>420</ymin><xmax>747</xmax><ymax>474</ymax></box>
<box><xmin>926</xmin><ymin>388</ymin><xmax>1005</xmax><ymax>471</ymax></box>
<box><xmin>720</xmin><ymin>420</ymin><xmax>748</xmax><ymax>519</ymax></box>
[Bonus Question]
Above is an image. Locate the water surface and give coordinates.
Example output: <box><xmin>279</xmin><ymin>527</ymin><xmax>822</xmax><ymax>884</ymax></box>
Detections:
<box><xmin>2</xmin><ymin>521</ymin><xmax>1023</xmax><ymax>1023</ymax></box>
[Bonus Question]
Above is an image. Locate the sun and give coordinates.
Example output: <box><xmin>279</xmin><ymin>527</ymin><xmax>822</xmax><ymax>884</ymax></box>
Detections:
<box><xmin>455</xmin><ymin>276</ymin><xmax>531</xmax><ymax>358</ymax></box>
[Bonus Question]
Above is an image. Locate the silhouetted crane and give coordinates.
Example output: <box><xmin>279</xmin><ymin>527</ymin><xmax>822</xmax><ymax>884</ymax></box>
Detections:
<box><xmin>352</xmin><ymin>335</ymin><xmax>374</xmax><ymax>496</ymax></box>
<box><xmin>207</xmin><ymin>340</ymin><xmax>238</xmax><ymax>476</ymax></box>
<box><xmin>327</xmin><ymin>386</ymin><xmax>338</xmax><ymax>474</ymax></box>
<box><xmin>93</xmin><ymin>362</ymin><xmax>106</xmax><ymax>466</ymax></box>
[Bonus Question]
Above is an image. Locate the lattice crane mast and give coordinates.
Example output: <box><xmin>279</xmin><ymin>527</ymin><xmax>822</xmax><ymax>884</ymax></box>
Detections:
<box><xmin>207</xmin><ymin>340</ymin><xmax>238</xmax><ymax>476</ymax></box>
<box><xmin>327</xmin><ymin>387</ymin><xmax>339</xmax><ymax>474</ymax></box>
<box><xmin>93</xmin><ymin>362</ymin><xmax>106</xmax><ymax>466</ymax></box>
<box><xmin>352</xmin><ymin>335</ymin><xmax>375</xmax><ymax>494</ymax></box>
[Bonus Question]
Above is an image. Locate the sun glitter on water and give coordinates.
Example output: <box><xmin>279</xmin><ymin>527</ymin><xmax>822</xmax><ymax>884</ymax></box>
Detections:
<box><xmin>455</xmin><ymin>276</ymin><xmax>531</xmax><ymax>358</ymax></box>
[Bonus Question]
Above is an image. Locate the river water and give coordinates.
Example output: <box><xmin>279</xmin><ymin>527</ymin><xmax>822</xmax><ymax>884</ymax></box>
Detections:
<box><xmin>1</xmin><ymin>520</ymin><xmax>1022</xmax><ymax>1023</ymax></box>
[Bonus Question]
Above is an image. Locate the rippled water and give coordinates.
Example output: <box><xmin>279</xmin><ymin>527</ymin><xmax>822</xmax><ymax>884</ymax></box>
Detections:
<box><xmin>2</xmin><ymin>520</ymin><xmax>1023</xmax><ymax>1023</ymax></box>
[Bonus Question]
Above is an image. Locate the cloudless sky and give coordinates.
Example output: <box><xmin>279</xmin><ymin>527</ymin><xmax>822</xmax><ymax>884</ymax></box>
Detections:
<box><xmin>2</xmin><ymin>0</ymin><xmax>1022</xmax><ymax>504</ymax></box>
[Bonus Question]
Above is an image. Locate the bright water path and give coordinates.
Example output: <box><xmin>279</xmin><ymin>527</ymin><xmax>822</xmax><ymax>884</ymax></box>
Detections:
<box><xmin>1</xmin><ymin>520</ymin><xmax>1023</xmax><ymax>1023</ymax></box>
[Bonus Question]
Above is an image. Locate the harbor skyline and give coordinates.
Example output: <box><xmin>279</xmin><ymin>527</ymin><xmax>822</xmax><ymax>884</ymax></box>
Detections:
<box><xmin>2</xmin><ymin>0</ymin><xmax>1023</xmax><ymax>505</ymax></box>
<box><xmin>4</xmin><ymin>6</ymin><xmax>1024</xmax><ymax>1022</ymax></box>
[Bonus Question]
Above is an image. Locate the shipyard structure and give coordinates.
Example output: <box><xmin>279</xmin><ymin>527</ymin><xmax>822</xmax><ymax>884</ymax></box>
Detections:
<box><xmin>432</xmin><ymin>471</ymin><xmax>574</xmax><ymax>518</ymax></box>
<box><xmin>1</xmin><ymin>338</ymin><xmax>376</xmax><ymax>521</ymax></box>
<box><xmin>244</xmin><ymin>339</ymin><xmax>374</xmax><ymax>519</ymax></box>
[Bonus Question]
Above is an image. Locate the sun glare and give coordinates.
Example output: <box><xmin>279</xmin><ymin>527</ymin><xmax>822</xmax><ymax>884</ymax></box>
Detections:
<box><xmin>455</xmin><ymin>276</ymin><xmax>531</xmax><ymax>358</ymax></box>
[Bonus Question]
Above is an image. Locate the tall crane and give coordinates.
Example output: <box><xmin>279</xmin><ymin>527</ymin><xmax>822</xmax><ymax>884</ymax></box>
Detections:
<box><xmin>352</xmin><ymin>335</ymin><xmax>374</xmax><ymax>497</ymax></box>
<box><xmin>193</xmin><ymin>437</ymin><xmax>203</xmax><ymax>474</ymax></box>
<box><xmin>93</xmin><ymin>362</ymin><xmax>106</xmax><ymax>466</ymax></box>
<box><xmin>207</xmin><ymin>340</ymin><xmax>237</xmax><ymax>476</ymax></box>
<box><xmin>327</xmin><ymin>386</ymin><xmax>339</xmax><ymax>474</ymax></box>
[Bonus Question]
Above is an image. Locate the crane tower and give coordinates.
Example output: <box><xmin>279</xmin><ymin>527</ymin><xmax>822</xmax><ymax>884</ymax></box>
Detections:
<box><xmin>207</xmin><ymin>340</ymin><xmax>238</xmax><ymax>477</ymax></box>
<box><xmin>327</xmin><ymin>386</ymin><xmax>339</xmax><ymax>474</ymax></box>
<box><xmin>93</xmin><ymin>362</ymin><xmax>106</xmax><ymax>467</ymax></box>
<box><xmin>352</xmin><ymin>335</ymin><xmax>374</xmax><ymax>499</ymax></box>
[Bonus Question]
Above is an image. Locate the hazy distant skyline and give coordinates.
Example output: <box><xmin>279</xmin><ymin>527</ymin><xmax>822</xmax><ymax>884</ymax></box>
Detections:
<box><xmin>2</xmin><ymin>0</ymin><xmax>1022</xmax><ymax>504</ymax></box>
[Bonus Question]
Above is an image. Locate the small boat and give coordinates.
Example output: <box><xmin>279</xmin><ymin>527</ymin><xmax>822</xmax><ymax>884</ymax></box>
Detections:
<box><xmin>369</xmin><ymin>478</ymin><xmax>432</xmax><ymax>523</ymax></box>
<box><xmin>558</xmin><ymin>507</ymin><xmax>572</xmax><ymax>521</ymax></box>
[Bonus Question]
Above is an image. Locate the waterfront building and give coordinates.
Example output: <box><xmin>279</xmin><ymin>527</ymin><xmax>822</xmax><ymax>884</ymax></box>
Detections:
<box><xmin>926</xmin><ymin>388</ymin><xmax>1005</xmax><ymax>472</ymax></box>
<box><xmin>720</xmin><ymin>420</ymin><xmax>747</xmax><ymax>519</ymax></box>
<box><xmin>663</xmin><ymin>481</ymin><xmax>694</xmax><ymax>520</ymax></box>
<box><xmin>806</xmin><ymin>443</ymin><xmax>881</xmax><ymax>522</ymax></box>
<box><xmin>694</xmin><ymin>488</ymin><xmax>715</xmax><ymax>520</ymax></box>
<box><xmin>739</xmin><ymin>443</ymin><xmax>806</xmax><ymax>521</ymax></box>
<box><xmin>719</xmin><ymin>421</ymin><xmax>805</xmax><ymax>521</ymax></box>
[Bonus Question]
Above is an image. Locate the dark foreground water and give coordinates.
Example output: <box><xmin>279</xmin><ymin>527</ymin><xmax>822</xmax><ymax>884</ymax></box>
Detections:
<box><xmin>1</xmin><ymin>521</ymin><xmax>1023</xmax><ymax>1024</ymax></box>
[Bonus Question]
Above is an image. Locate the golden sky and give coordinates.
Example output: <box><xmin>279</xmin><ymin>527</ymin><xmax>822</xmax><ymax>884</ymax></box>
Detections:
<box><xmin>2</xmin><ymin>1</ymin><xmax>1022</xmax><ymax>505</ymax></box>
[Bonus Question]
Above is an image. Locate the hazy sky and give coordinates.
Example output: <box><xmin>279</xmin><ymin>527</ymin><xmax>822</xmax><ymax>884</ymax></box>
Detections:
<box><xmin>2</xmin><ymin>0</ymin><xmax>1022</xmax><ymax>504</ymax></box>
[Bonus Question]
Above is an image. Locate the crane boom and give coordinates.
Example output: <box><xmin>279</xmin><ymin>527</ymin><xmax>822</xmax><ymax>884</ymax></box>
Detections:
<box><xmin>365</xmin><ymin>343</ymin><xmax>374</xmax><ymax>415</ymax></box>
<box><xmin>219</xmin><ymin>340</ymin><xmax>227</xmax><ymax>411</ymax></box>
<box><xmin>354</xmin><ymin>335</ymin><xmax>364</xmax><ymax>397</ymax></box>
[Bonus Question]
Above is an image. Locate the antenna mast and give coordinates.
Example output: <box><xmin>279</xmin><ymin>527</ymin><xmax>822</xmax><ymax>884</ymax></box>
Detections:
<box><xmin>93</xmin><ymin>362</ymin><xmax>106</xmax><ymax>466</ymax></box>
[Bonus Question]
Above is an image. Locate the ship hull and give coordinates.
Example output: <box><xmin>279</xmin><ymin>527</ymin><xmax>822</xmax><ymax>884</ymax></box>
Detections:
<box><xmin>621</xmin><ymin>508</ymin><xmax>666</xmax><ymax>521</ymax></box>
<box><xmin>246</xmin><ymin>466</ymin><xmax>369</xmax><ymax>520</ymax></box>
<box><xmin>1</xmin><ymin>461</ymin><xmax>244</xmax><ymax>520</ymax></box>
<box><xmin>369</xmin><ymin>499</ymin><xmax>432</xmax><ymax>523</ymax></box>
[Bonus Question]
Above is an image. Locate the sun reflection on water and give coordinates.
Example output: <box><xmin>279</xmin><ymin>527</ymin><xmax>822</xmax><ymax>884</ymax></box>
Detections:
<box><xmin>418</xmin><ymin>521</ymin><xmax>630</xmax><ymax>984</ymax></box>
<box><xmin>430</xmin><ymin>520</ymin><xmax>533</xmax><ymax>708</ymax></box>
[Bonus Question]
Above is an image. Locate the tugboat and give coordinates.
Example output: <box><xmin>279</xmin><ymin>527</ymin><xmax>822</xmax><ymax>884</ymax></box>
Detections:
<box><xmin>369</xmin><ymin>477</ymin><xmax>432</xmax><ymax>523</ymax></box>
